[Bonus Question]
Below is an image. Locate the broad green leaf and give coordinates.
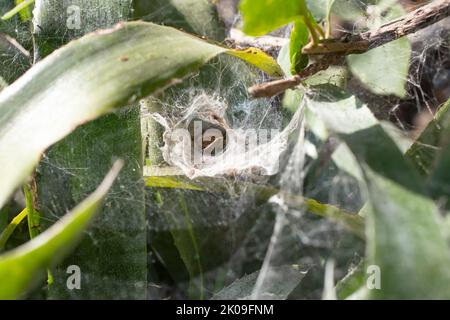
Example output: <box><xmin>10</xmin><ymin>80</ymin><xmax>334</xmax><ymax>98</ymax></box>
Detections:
<box><xmin>332</xmin><ymin>121</ymin><xmax>411</xmax><ymax>183</ymax></box>
<box><xmin>306</xmin><ymin>85</ymin><xmax>422</xmax><ymax>193</ymax></box>
<box><xmin>240</xmin><ymin>0</ymin><xmax>312</xmax><ymax>36</ymax></box>
<box><xmin>0</xmin><ymin>162</ymin><xmax>122</xmax><ymax>300</ymax></box>
<box><xmin>290</xmin><ymin>21</ymin><xmax>309</xmax><ymax>75</ymax></box>
<box><xmin>364</xmin><ymin>170</ymin><xmax>450</xmax><ymax>299</ymax></box>
<box><xmin>0</xmin><ymin>21</ymin><xmax>283</xmax><ymax>209</ymax></box>
<box><xmin>212</xmin><ymin>265</ymin><xmax>307</xmax><ymax>300</ymax></box>
<box><xmin>428</xmin><ymin>99</ymin><xmax>450</xmax><ymax>199</ymax></box>
<box><xmin>406</xmin><ymin>100</ymin><xmax>450</xmax><ymax>175</ymax></box>
<box><xmin>347</xmin><ymin>4</ymin><xmax>411</xmax><ymax>98</ymax></box>
<box><xmin>134</xmin><ymin>0</ymin><xmax>225</xmax><ymax>41</ymax></box>
<box><xmin>347</xmin><ymin>38</ymin><xmax>411</xmax><ymax>98</ymax></box>
<box><xmin>306</xmin><ymin>85</ymin><xmax>450</xmax><ymax>299</ymax></box>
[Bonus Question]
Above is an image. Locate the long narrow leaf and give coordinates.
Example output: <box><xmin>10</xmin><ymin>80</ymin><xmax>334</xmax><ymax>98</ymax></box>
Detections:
<box><xmin>1</xmin><ymin>0</ymin><xmax>34</xmax><ymax>20</ymax></box>
<box><xmin>0</xmin><ymin>21</ymin><xmax>282</xmax><ymax>209</ymax></box>
<box><xmin>0</xmin><ymin>161</ymin><xmax>122</xmax><ymax>299</ymax></box>
<box><xmin>0</xmin><ymin>208</ymin><xmax>27</xmax><ymax>250</ymax></box>
<box><xmin>33</xmin><ymin>0</ymin><xmax>146</xmax><ymax>300</ymax></box>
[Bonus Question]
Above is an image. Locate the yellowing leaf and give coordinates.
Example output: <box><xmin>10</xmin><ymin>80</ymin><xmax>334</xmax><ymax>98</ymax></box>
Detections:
<box><xmin>227</xmin><ymin>47</ymin><xmax>283</xmax><ymax>77</ymax></box>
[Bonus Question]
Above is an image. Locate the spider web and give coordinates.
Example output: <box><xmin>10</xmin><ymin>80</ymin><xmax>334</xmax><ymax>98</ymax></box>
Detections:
<box><xmin>2</xmin><ymin>0</ymin><xmax>449</xmax><ymax>300</ymax></box>
<box><xmin>139</xmin><ymin>0</ymin><xmax>450</xmax><ymax>299</ymax></box>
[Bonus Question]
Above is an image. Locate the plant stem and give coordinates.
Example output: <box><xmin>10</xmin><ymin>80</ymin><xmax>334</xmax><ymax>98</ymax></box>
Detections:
<box><xmin>1</xmin><ymin>0</ymin><xmax>34</xmax><ymax>20</ymax></box>
<box><xmin>23</xmin><ymin>182</ymin><xmax>53</xmax><ymax>285</ymax></box>
<box><xmin>23</xmin><ymin>183</ymin><xmax>40</xmax><ymax>239</ymax></box>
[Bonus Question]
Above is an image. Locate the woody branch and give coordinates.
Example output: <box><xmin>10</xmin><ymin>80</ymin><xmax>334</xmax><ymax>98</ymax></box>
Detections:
<box><xmin>246</xmin><ymin>0</ymin><xmax>450</xmax><ymax>98</ymax></box>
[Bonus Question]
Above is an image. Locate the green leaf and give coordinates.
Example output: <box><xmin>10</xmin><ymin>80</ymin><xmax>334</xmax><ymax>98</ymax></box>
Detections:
<box><xmin>0</xmin><ymin>162</ymin><xmax>122</xmax><ymax>300</ymax></box>
<box><xmin>145</xmin><ymin>176</ymin><xmax>204</xmax><ymax>191</ymax></box>
<box><xmin>303</xmin><ymin>198</ymin><xmax>364</xmax><ymax>239</ymax></box>
<box><xmin>365</xmin><ymin>170</ymin><xmax>450</xmax><ymax>299</ymax></box>
<box><xmin>347</xmin><ymin>38</ymin><xmax>411</xmax><ymax>98</ymax></box>
<box><xmin>240</xmin><ymin>0</ymin><xmax>312</xmax><ymax>36</ymax></box>
<box><xmin>23</xmin><ymin>184</ymin><xmax>40</xmax><ymax>240</ymax></box>
<box><xmin>277</xmin><ymin>42</ymin><xmax>291</xmax><ymax>77</ymax></box>
<box><xmin>347</xmin><ymin>4</ymin><xmax>411</xmax><ymax>98</ymax></box>
<box><xmin>0</xmin><ymin>208</ymin><xmax>27</xmax><ymax>251</ymax></box>
<box><xmin>1</xmin><ymin>0</ymin><xmax>33</xmax><ymax>20</ymax></box>
<box><xmin>133</xmin><ymin>0</ymin><xmax>283</xmax><ymax>78</ymax></box>
<box><xmin>290</xmin><ymin>21</ymin><xmax>309</xmax><ymax>75</ymax></box>
<box><xmin>0</xmin><ymin>21</ymin><xmax>283</xmax><ymax>209</ymax></box>
<box><xmin>227</xmin><ymin>47</ymin><xmax>283</xmax><ymax>77</ymax></box>
<box><xmin>171</xmin><ymin>193</ymin><xmax>205</xmax><ymax>299</ymax></box>
<box><xmin>428</xmin><ymin>100</ymin><xmax>450</xmax><ymax>199</ymax></box>
<box><xmin>306</xmin><ymin>85</ymin><xmax>450</xmax><ymax>299</ymax></box>
<box><xmin>134</xmin><ymin>0</ymin><xmax>225</xmax><ymax>41</ymax></box>
<box><xmin>212</xmin><ymin>265</ymin><xmax>307</xmax><ymax>300</ymax></box>
<box><xmin>406</xmin><ymin>100</ymin><xmax>450</xmax><ymax>175</ymax></box>
<box><xmin>140</xmin><ymin>1</ymin><xmax>282</xmax><ymax>298</ymax></box>
<box><xmin>335</xmin><ymin>261</ymin><xmax>365</xmax><ymax>300</ymax></box>
<box><xmin>14</xmin><ymin>0</ymin><xmax>33</xmax><ymax>22</ymax></box>
<box><xmin>33</xmin><ymin>0</ymin><xmax>145</xmax><ymax>300</ymax></box>
<box><xmin>32</xmin><ymin>0</ymin><xmax>132</xmax><ymax>59</ymax></box>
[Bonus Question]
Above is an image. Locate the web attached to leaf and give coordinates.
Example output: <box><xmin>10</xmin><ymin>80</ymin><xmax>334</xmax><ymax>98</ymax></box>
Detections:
<box><xmin>4</xmin><ymin>0</ymin><xmax>448</xmax><ymax>300</ymax></box>
<box><xmin>140</xmin><ymin>0</ymin><xmax>450</xmax><ymax>300</ymax></box>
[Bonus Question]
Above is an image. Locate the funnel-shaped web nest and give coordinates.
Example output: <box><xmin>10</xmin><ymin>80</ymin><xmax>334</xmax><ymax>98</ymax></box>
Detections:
<box><xmin>144</xmin><ymin>81</ymin><xmax>302</xmax><ymax>180</ymax></box>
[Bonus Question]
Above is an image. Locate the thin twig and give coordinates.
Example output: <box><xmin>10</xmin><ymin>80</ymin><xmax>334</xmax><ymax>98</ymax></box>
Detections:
<box><xmin>249</xmin><ymin>55</ymin><xmax>344</xmax><ymax>98</ymax></box>
<box><xmin>249</xmin><ymin>0</ymin><xmax>450</xmax><ymax>98</ymax></box>
<box><xmin>0</xmin><ymin>33</ymin><xmax>30</xmax><ymax>57</ymax></box>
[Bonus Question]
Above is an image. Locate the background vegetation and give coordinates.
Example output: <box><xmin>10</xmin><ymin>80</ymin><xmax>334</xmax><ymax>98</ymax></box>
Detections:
<box><xmin>0</xmin><ymin>0</ymin><xmax>449</xmax><ymax>300</ymax></box>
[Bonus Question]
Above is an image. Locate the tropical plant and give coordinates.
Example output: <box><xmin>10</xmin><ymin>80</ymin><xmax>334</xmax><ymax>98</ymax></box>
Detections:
<box><xmin>0</xmin><ymin>0</ymin><xmax>450</xmax><ymax>300</ymax></box>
